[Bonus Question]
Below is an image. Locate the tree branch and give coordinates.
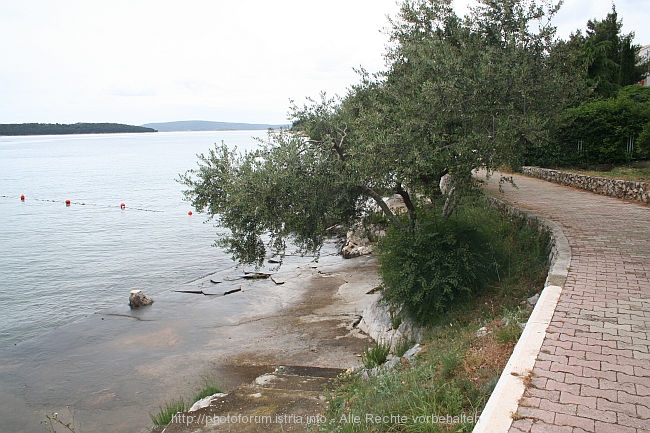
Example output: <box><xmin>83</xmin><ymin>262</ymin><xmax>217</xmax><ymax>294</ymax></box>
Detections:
<box><xmin>360</xmin><ymin>185</ymin><xmax>406</xmax><ymax>229</ymax></box>
<box><xmin>332</xmin><ymin>125</ymin><xmax>347</xmax><ymax>160</ymax></box>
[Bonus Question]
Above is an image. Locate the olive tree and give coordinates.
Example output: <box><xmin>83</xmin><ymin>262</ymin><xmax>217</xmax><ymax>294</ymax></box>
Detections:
<box><xmin>180</xmin><ymin>0</ymin><xmax>576</xmax><ymax>265</ymax></box>
<box><xmin>178</xmin><ymin>129</ymin><xmax>362</xmax><ymax>266</ymax></box>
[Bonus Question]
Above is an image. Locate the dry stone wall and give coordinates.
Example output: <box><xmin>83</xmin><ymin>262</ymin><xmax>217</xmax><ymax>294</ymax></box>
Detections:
<box><xmin>522</xmin><ymin>166</ymin><xmax>650</xmax><ymax>204</ymax></box>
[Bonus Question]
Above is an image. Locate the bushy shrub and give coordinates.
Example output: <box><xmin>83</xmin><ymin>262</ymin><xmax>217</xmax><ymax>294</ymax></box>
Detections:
<box><xmin>378</xmin><ymin>201</ymin><xmax>550</xmax><ymax>325</ymax></box>
<box><xmin>378</xmin><ymin>205</ymin><xmax>499</xmax><ymax>324</ymax></box>
<box><xmin>532</xmin><ymin>85</ymin><xmax>650</xmax><ymax>167</ymax></box>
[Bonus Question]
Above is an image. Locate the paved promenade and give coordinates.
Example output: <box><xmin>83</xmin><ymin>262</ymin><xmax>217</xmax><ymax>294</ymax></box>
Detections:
<box><xmin>484</xmin><ymin>173</ymin><xmax>650</xmax><ymax>433</ymax></box>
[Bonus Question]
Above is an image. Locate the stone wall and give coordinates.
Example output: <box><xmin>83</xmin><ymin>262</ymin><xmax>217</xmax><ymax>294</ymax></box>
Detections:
<box><xmin>522</xmin><ymin>166</ymin><xmax>650</xmax><ymax>204</ymax></box>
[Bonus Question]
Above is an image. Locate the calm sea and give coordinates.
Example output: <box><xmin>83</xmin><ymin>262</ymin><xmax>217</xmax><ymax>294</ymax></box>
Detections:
<box><xmin>0</xmin><ymin>130</ymin><xmax>265</xmax><ymax>349</ymax></box>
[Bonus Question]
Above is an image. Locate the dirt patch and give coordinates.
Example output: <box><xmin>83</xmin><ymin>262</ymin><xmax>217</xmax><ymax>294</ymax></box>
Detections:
<box><xmin>462</xmin><ymin>320</ymin><xmax>517</xmax><ymax>386</ymax></box>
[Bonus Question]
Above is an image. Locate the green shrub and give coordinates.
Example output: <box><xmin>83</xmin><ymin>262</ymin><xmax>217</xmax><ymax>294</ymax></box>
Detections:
<box><xmin>534</xmin><ymin>85</ymin><xmax>650</xmax><ymax>167</ymax></box>
<box><xmin>378</xmin><ymin>205</ymin><xmax>498</xmax><ymax>323</ymax></box>
<box><xmin>321</xmin><ymin>201</ymin><xmax>550</xmax><ymax>433</ymax></box>
<box><xmin>378</xmin><ymin>201</ymin><xmax>550</xmax><ymax>325</ymax></box>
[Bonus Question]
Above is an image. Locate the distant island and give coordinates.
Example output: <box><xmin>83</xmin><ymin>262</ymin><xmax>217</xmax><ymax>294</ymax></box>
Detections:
<box><xmin>0</xmin><ymin>120</ymin><xmax>289</xmax><ymax>136</ymax></box>
<box><xmin>141</xmin><ymin>120</ymin><xmax>288</xmax><ymax>132</ymax></box>
<box><xmin>0</xmin><ymin>123</ymin><xmax>156</xmax><ymax>136</ymax></box>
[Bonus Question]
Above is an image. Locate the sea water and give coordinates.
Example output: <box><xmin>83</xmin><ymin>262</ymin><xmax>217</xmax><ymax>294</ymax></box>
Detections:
<box><xmin>0</xmin><ymin>130</ymin><xmax>265</xmax><ymax>349</ymax></box>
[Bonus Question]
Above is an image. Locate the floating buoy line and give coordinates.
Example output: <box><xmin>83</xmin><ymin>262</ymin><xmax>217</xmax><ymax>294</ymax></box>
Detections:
<box><xmin>1</xmin><ymin>194</ymin><xmax>194</xmax><ymax>214</ymax></box>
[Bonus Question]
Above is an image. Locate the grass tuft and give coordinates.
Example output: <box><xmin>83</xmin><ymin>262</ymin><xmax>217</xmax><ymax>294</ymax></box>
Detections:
<box><xmin>361</xmin><ymin>341</ymin><xmax>391</xmax><ymax>369</ymax></box>
<box><xmin>193</xmin><ymin>376</ymin><xmax>222</xmax><ymax>402</ymax></box>
<box><xmin>149</xmin><ymin>375</ymin><xmax>222</xmax><ymax>427</ymax></box>
<box><xmin>149</xmin><ymin>399</ymin><xmax>186</xmax><ymax>426</ymax></box>
<box><xmin>394</xmin><ymin>338</ymin><xmax>413</xmax><ymax>357</ymax></box>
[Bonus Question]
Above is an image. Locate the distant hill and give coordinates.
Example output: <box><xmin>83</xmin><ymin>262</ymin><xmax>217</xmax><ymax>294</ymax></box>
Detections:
<box><xmin>141</xmin><ymin>120</ymin><xmax>288</xmax><ymax>132</ymax></box>
<box><xmin>0</xmin><ymin>123</ymin><xmax>156</xmax><ymax>136</ymax></box>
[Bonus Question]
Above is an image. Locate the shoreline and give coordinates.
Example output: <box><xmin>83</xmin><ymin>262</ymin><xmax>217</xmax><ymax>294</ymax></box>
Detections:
<box><xmin>0</xmin><ymin>248</ymin><xmax>381</xmax><ymax>433</ymax></box>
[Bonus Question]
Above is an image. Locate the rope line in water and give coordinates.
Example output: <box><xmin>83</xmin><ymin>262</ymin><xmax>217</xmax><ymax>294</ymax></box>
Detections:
<box><xmin>2</xmin><ymin>194</ymin><xmax>173</xmax><ymax>213</ymax></box>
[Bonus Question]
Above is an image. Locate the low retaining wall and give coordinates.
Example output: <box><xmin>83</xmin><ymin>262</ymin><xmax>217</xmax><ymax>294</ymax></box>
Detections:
<box><xmin>522</xmin><ymin>166</ymin><xmax>650</xmax><ymax>204</ymax></box>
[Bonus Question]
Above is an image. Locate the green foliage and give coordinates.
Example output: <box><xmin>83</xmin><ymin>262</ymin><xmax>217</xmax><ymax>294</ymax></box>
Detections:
<box><xmin>550</xmin><ymin>85</ymin><xmax>650</xmax><ymax>166</ymax></box>
<box><xmin>378</xmin><ymin>204</ymin><xmax>497</xmax><ymax>322</ymax></box>
<box><xmin>379</xmin><ymin>200</ymin><xmax>550</xmax><ymax>324</ymax></box>
<box><xmin>181</xmin><ymin>0</ymin><xmax>575</xmax><ymax>265</ymax></box>
<box><xmin>563</xmin><ymin>165</ymin><xmax>650</xmax><ymax>182</ymax></box>
<box><xmin>193</xmin><ymin>377</ymin><xmax>222</xmax><ymax>402</ymax></box>
<box><xmin>493</xmin><ymin>309</ymin><xmax>527</xmax><ymax>344</ymax></box>
<box><xmin>361</xmin><ymin>341</ymin><xmax>392</xmax><ymax>369</ymax></box>
<box><xmin>494</xmin><ymin>322</ymin><xmax>523</xmax><ymax>345</ymax></box>
<box><xmin>179</xmin><ymin>131</ymin><xmax>360</xmax><ymax>265</ymax></box>
<box><xmin>394</xmin><ymin>337</ymin><xmax>413</xmax><ymax>357</ymax></box>
<box><xmin>148</xmin><ymin>377</ymin><xmax>221</xmax><ymax>427</ymax></box>
<box><xmin>378</xmin><ymin>0</ymin><xmax>576</xmax><ymax>182</ymax></box>
<box><xmin>321</xmin><ymin>320</ymin><xmax>485</xmax><ymax>433</ymax></box>
<box><xmin>526</xmin><ymin>6</ymin><xmax>648</xmax><ymax>166</ymax></box>
<box><xmin>580</xmin><ymin>6</ymin><xmax>644</xmax><ymax>98</ymax></box>
<box><xmin>320</xmin><ymin>209</ymin><xmax>550</xmax><ymax>432</ymax></box>
<box><xmin>323</xmin><ymin>365</ymin><xmax>477</xmax><ymax>433</ymax></box>
<box><xmin>149</xmin><ymin>398</ymin><xmax>186</xmax><ymax>426</ymax></box>
<box><xmin>440</xmin><ymin>350</ymin><xmax>461</xmax><ymax>379</ymax></box>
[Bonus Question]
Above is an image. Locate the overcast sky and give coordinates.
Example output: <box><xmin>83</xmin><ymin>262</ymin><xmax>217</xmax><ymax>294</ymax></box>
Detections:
<box><xmin>1</xmin><ymin>0</ymin><xmax>649</xmax><ymax>126</ymax></box>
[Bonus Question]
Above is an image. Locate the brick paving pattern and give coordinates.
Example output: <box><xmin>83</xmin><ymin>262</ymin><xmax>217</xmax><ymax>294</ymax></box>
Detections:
<box><xmin>484</xmin><ymin>173</ymin><xmax>650</xmax><ymax>433</ymax></box>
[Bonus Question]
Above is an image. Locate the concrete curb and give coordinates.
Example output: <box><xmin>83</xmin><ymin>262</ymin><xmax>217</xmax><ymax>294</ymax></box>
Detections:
<box><xmin>473</xmin><ymin>202</ymin><xmax>571</xmax><ymax>433</ymax></box>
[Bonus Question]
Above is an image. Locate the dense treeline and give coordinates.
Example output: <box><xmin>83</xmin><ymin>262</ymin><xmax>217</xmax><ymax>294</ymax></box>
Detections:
<box><xmin>529</xmin><ymin>85</ymin><xmax>650</xmax><ymax>166</ymax></box>
<box><xmin>0</xmin><ymin>123</ymin><xmax>156</xmax><ymax>136</ymax></box>
<box><xmin>525</xmin><ymin>6</ymin><xmax>650</xmax><ymax>167</ymax></box>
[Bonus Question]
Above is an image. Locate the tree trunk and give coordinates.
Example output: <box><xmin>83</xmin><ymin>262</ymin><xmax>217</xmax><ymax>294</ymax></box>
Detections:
<box><xmin>394</xmin><ymin>183</ymin><xmax>417</xmax><ymax>227</ymax></box>
<box><xmin>360</xmin><ymin>185</ymin><xmax>406</xmax><ymax>229</ymax></box>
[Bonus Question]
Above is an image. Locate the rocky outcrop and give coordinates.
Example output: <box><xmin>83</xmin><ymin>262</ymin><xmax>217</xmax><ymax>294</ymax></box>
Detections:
<box><xmin>341</xmin><ymin>224</ymin><xmax>386</xmax><ymax>259</ymax></box>
<box><xmin>522</xmin><ymin>166</ymin><xmax>649</xmax><ymax>204</ymax></box>
<box><xmin>341</xmin><ymin>230</ymin><xmax>374</xmax><ymax>259</ymax></box>
<box><xmin>357</xmin><ymin>302</ymin><xmax>423</xmax><ymax>350</ymax></box>
<box><xmin>129</xmin><ymin>290</ymin><xmax>154</xmax><ymax>308</ymax></box>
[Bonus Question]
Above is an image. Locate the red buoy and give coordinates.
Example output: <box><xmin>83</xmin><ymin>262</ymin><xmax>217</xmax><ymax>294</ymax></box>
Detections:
<box><xmin>188</xmin><ymin>210</ymin><xmax>193</xmax><ymax>216</ymax></box>
<box><xmin>20</xmin><ymin>194</ymin><xmax>25</xmax><ymax>201</ymax></box>
<box><xmin>120</xmin><ymin>203</ymin><xmax>126</xmax><ymax>209</ymax></box>
<box><xmin>65</xmin><ymin>199</ymin><xmax>71</xmax><ymax>206</ymax></box>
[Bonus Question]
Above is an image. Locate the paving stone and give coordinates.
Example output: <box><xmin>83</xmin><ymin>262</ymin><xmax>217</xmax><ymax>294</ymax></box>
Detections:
<box><xmin>594</xmin><ymin>420</ymin><xmax>637</xmax><ymax>433</ymax></box>
<box><xmin>517</xmin><ymin>406</ymin><xmax>556</xmax><ymax>424</ymax></box>
<box><xmin>579</xmin><ymin>385</ymin><xmax>617</xmax><ymax>401</ymax></box>
<box><xmin>553</xmin><ymin>413</ymin><xmax>595</xmax><ymax>432</ymax></box>
<box><xmin>526</xmin><ymin>387</ymin><xmax>560</xmax><ymax>402</ymax></box>
<box><xmin>530</xmin><ymin>421</ymin><xmax>573</xmax><ymax>433</ymax></box>
<box><xmin>597</xmin><ymin>397</ymin><xmax>637</xmax><ymax>417</ymax></box>
<box><xmin>576</xmin><ymin>405</ymin><xmax>617</xmax><ymax>423</ymax></box>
